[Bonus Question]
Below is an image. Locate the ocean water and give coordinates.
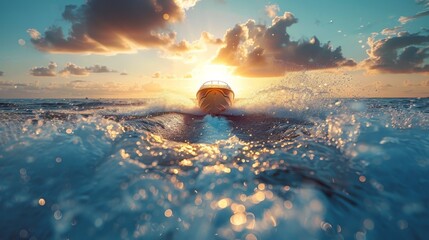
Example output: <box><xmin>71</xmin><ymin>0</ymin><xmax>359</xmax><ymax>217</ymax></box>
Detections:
<box><xmin>1</xmin><ymin>92</ymin><xmax>429</xmax><ymax>239</ymax></box>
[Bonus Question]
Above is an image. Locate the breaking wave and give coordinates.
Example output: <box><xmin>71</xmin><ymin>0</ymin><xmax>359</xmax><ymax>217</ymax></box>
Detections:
<box><xmin>1</xmin><ymin>74</ymin><xmax>429</xmax><ymax>239</ymax></box>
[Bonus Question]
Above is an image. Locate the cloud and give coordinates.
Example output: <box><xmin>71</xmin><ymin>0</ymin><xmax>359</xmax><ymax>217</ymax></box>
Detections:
<box><xmin>59</xmin><ymin>63</ymin><xmax>117</xmax><ymax>76</ymax></box>
<box><xmin>212</xmin><ymin>12</ymin><xmax>356</xmax><ymax>77</ymax></box>
<box><xmin>87</xmin><ymin>65</ymin><xmax>116</xmax><ymax>73</ymax></box>
<box><xmin>381</xmin><ymin>26</ymin><xmax>403</xmax><ymax>36</ymax></box>
<box><xmin>27</xmin><ymin>29</ymin><xmax>41</xmax><ymax>39</ymax></box>
<box><xmin>399</xmin><ymin>1</ymin><xmax>429</xmax><ymax>24</ymax></box>
<box><xmin>30</xmin><ymin>62</ymin><xmax>117</xmax><ymax>77</ymax></box>
<box><xmin>30</xmin><ymin>62</ymin><xmax>57</xmax><ymax>77</ymax></box>
<box><xmin>176</xmin><ymin>0</ymin><xmax>200</xmax><ymax>10</ymax></box>
<box><xmin>0</xmin><ymin>71</ymin><xmax>3</xmax><ymax>77</ymax></box>
<box><xmin>363</xmin><ymin>32</ymin><xmax>429</xmax><ymax>73</ymax></box>
<box><xmin>200</xmin><ymin>32</ymin><xmax>223</xmax><ymax>45</ymax></box>
<box><xmin>59</xmin><ymin>63</ymin><xmax>90</xmax><ymax>76</ymax></box>
<box><xmin>152</xmin><ymin>72</ymin><xmax>176</xmax><ymax>79</ymax></box>
<box><xmin>417</xmin><ymin>0</ymin><xmax>429</xmax><ymax>6</ymax></box>
<box><xmin>265</xmin><ymin>4</ymin><xmax>280</xmax><ymax>18</ymax></box>
<box><xmin>167</xmin><ymin>39</ymin><xmax>204</xmax><ymax>53</ymax></box>
<box><xmin>18</xmin><ymin>39</ymin><xmax>26</xmax><ymax>46</ymax></box>
<box><xmin>399</xmin><ymin>10</ymin><xmax>429</xmax><ymax>24</ymax></box>
<box><xmin>27</xmin><ymin>0</ymin><xmax>199</xmax><ymax>54</ymax></box>
<box><xmin>66</xmin><ymin>80</ymin><xmax>90</xmax><ymax>89</ymax></box>
<box><xmin>161</xmin><ymin>32</ymin><xmax>223</xmax><ymax>61</ymax></box>
<box><xmin>150</xmin><ymin>72</ymin><xmax>176</xmax><ymax>79</ymax></box>
<box><xmin>152</xmin><ymin>72</ymin><xmax>161</xmax><ymax>78</ymax></box>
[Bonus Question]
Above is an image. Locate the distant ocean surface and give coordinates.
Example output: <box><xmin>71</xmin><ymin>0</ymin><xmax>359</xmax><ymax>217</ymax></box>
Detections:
<box><xmin>1</xmin><ymin>97</ymin><xmax>429</xmax><ymax>240</ymax></box>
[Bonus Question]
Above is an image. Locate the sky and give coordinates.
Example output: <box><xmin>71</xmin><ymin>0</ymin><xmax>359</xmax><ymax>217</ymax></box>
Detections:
<box><xmin>0</xmin><ymin>0</ymin><xmax>428</xmax><ymax>98</ymax></box>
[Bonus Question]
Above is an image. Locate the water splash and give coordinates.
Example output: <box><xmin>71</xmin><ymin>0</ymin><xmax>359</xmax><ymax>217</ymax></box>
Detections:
<box><xmin>1</xmin><ymin>77</ymin><xmax>429</xmax><ymax>239</ymax></box>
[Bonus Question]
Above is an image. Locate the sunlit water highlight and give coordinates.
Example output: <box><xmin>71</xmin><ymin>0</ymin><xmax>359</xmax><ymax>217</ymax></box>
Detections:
<box><xmin>1</xmin><ymin>81</ymin><xmax>429</xmax><ymax>239</ymax></box>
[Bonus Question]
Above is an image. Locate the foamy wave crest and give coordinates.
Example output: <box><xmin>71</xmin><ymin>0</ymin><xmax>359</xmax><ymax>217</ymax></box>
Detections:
<box><xmin>230</xmin><ymin>72</ymin><xmax>353</xmax><ymax>119</ymax></box>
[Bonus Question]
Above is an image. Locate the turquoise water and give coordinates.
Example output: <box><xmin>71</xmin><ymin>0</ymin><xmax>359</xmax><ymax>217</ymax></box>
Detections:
<box><xmin>0</xmin><ymin>97</ymin><xmax>428</xmax><ymax>239</ymax></box>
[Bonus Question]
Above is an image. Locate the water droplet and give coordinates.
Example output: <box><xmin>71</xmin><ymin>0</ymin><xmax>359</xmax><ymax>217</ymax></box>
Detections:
<box><xmin>54</xmin><ymin>210</ymin><xmax>62</xmax><ymax>220</ymax></box>
<box><xmin>164</xmin><ymin>209</ymin><xmax>173</xmax><ymax>218</ymax></box>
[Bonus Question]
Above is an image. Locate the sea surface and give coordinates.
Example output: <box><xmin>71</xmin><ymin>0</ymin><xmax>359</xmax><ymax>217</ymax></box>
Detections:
<box><xmin>1</xmin><ymin>94</ymin><xmax>429</xmax><ymax>239</ymax></box>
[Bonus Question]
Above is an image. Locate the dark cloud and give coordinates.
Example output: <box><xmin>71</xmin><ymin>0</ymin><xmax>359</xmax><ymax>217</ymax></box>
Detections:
<box><xmin>0</xmin><ymin>71</ymin><xmax>3</xmax><ymax>77</ymax></box>
<box><xmin>27</xmin><ymin>0</ymin><xmax>198</xmax><ymax>54</ymax></box>
<box><xmin>213</xmin><ymin>12</ymin><xmax>356</xmax><ymax>77</ymax></box>
<box><xmin>364</xmin><ymin>33</ymin><xmax>429</xmax><ymax>73</ymax></box>
<box><xmin>29</xmin><ymin>62</ymin><xmax>57</xmax><ymax>77</ymax></box>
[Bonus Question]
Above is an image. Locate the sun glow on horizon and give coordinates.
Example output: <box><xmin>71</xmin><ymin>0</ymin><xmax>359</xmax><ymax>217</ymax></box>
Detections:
<box><xmin>190</xmin><ymin>64</ymin><xmax>242</xmax><ymax>94</ymax></box>
<box><xmin>197</xmin><ymin>64</ymin><xmax>235</xmax><ymax>82</ymax></box>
